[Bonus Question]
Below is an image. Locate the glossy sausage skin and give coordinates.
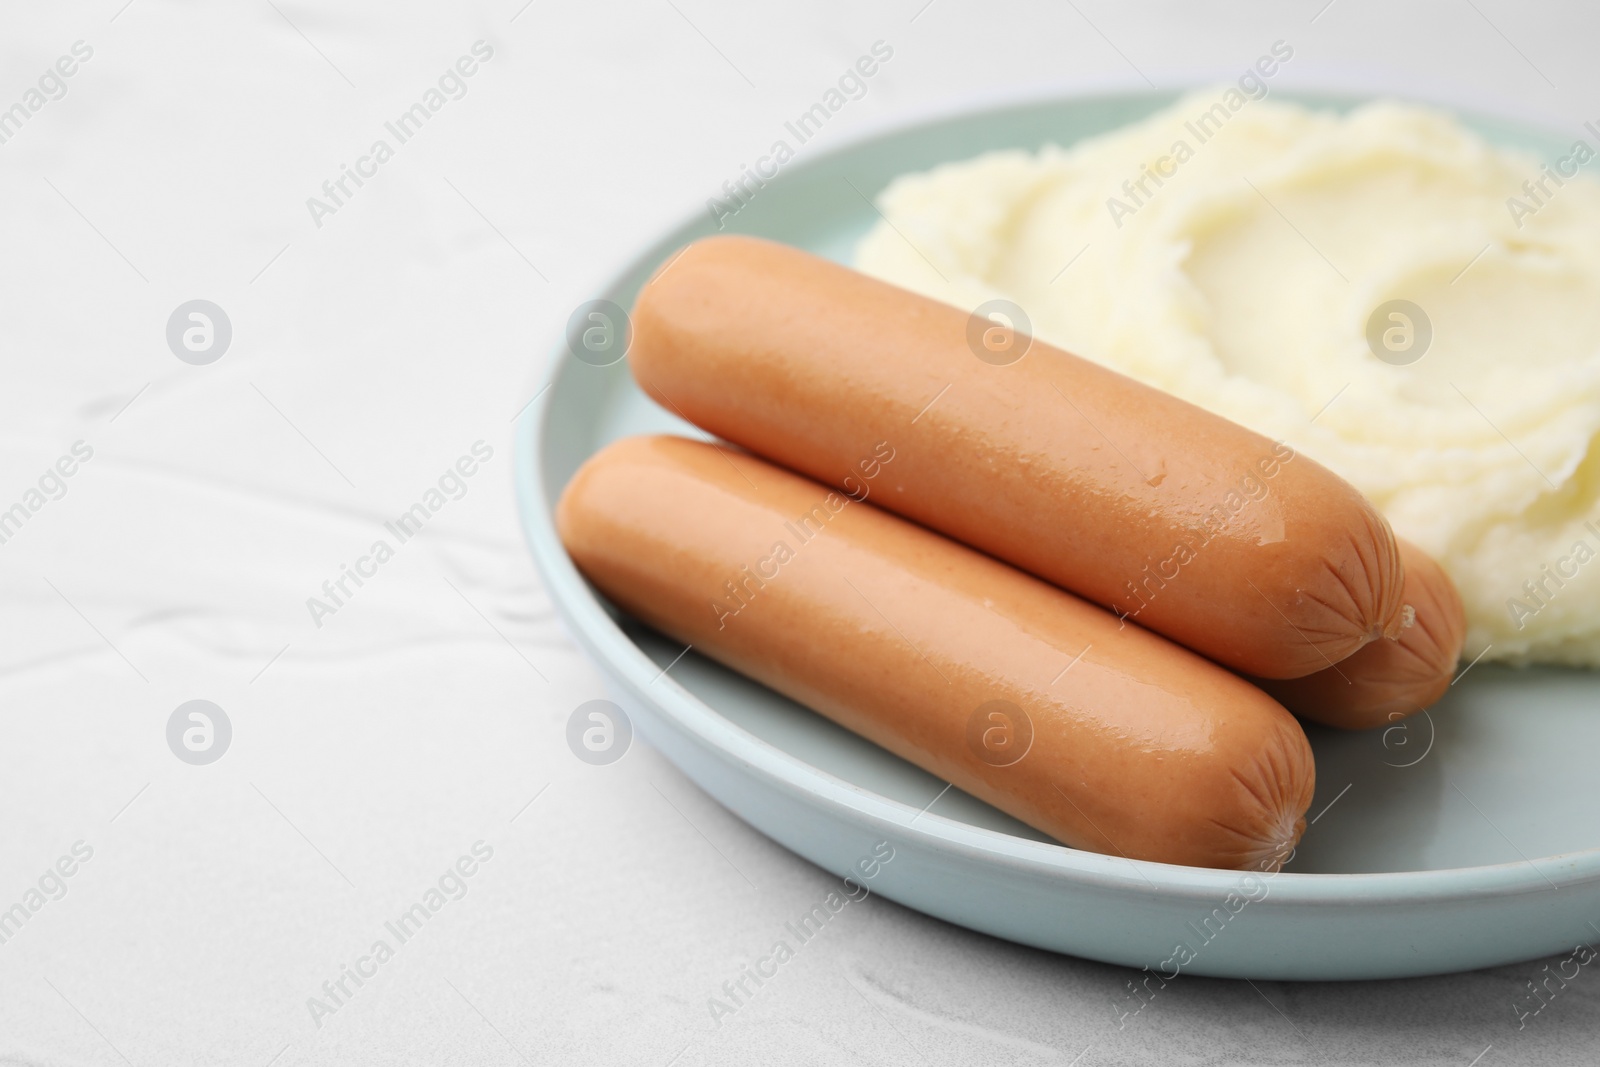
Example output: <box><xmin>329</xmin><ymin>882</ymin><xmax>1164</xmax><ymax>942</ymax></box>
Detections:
<box><xmin>1258</xmin><ymin>540</ymin><xmax>1466</xmax><ymax>731</ymax></box>
<box><xmin>558</xmin><ymin>434</ymin><xmax>1315</xmax><ymax>872</ymax></box>
<box><xmin>629</xmin><ymin>235</ymin><xmax>1407</xmax><ymax>679</ymax></box>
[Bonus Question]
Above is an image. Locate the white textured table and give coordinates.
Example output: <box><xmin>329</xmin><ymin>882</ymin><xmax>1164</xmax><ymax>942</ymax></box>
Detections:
<box><xmin>2</xmin><ymin>1</ymin><xmax>1597</xmax><ymax>1063</ymax></box>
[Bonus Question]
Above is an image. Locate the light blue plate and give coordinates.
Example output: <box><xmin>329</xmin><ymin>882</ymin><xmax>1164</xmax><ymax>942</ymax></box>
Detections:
<box><xmin>515</xmin><ymin>90</ymin><xmax>1600</xmax><ymax>980</ymax></box>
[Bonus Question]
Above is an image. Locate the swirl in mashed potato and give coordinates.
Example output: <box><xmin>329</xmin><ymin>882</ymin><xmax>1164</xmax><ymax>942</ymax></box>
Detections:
<box><xmin>854</xmin><ymin>94</ymin><xmax>1600</xmax><ymax>668</ymax></box>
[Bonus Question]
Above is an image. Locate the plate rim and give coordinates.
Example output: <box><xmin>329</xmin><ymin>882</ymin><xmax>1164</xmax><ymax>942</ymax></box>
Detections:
<box><xmin>513</xmin><ymin>85</ymin><xmax>1600</xmax><ymax>909</ymax></box>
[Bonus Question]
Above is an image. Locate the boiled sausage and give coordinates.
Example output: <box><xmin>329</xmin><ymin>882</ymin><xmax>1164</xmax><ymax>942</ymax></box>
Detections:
<box><xmin>558</xmin><ymin>434</ymin><xmax>1316</xmax><ymax>871</ymax></box>
<box><xmin>629</xmin><ymin>236</ymin><xmax>1407</xmax><ymax>679</ymax></box>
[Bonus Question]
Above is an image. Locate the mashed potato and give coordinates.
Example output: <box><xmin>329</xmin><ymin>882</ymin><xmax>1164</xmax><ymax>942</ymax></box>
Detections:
<box><xmin>855</xmin><ymin>93</ymin><xmax>1600</xmax><ymax>667</ymax></box>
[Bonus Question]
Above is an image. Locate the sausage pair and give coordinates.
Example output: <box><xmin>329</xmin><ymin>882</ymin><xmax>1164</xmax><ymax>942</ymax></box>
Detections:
<box><xmin>629</xmin><ymin>236</ymin><xmax>1465</xmax><ymax>725</ymax></box>
<box><xmin>557</xmin><ymin>236</ymin><xmax>1467</xmax><ymax>870</ymax></box>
